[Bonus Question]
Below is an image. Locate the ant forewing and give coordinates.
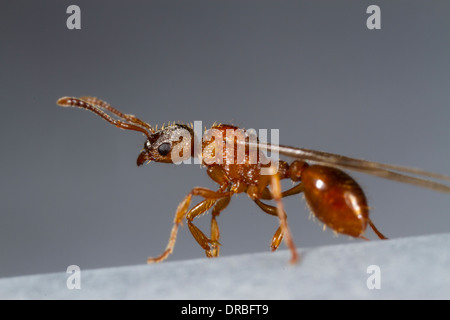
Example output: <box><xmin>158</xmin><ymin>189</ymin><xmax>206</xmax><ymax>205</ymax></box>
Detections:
<box><xmin>247</xmin><ymin>141</ymin><xmax>450</xmax><ymax>194</ymax></box>
<box><xmin>57</xmin><ymin>96</ymin><xmax>450</xmax><ymax>264</ymax></box>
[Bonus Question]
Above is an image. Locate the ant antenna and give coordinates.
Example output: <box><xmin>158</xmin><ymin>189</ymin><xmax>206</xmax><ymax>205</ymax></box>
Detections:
<box><xmin>57</xmin><ymin>96</ymin><xmax>154</xmax><ymax>138</ymax></box>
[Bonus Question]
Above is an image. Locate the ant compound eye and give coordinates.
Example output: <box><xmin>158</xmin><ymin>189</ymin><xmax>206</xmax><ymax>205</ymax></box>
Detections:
<box><xmin>157</xmin><ymin>142</ymin><xmax>171</xmax><ymax>156</ymax></box>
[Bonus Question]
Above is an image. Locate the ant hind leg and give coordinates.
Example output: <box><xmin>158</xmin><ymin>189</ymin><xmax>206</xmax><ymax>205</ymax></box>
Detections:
<box><xmin>268</xmin><ymin>166</ymin><xmax>299</xmax><ymax>264</ymax></box>
<box><xmin>369</xmin><ymin>219</ymin><xmax>388</xmax><ymax>240</ymax></box>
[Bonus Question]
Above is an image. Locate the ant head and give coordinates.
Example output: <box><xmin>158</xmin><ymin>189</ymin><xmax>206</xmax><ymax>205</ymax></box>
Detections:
<box><xmin>137</xmin><ymin>124</ymin><xmax>194</xmax><ymax>166</ymax></box>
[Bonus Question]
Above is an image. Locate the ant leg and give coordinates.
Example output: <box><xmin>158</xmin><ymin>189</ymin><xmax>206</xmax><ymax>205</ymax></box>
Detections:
<box><xmin>271</xmin><ymin>226</ymin><xmax>284</xmax><ymax>252</ymax></box>
<box><xmin>282</xmin><ymin>183</ymin><xmax>304</xmax><ymax>198</ymax></box>
<box><xmin>146</xmin><ymin>193</ymin><xmax>193</xmax><ymax>263</ymax></box>
<box><xmin>254</xmin><ymin>199</ymin><xmax>278</xmax><ymax>216</ymax></box>
<box><xmin>259</xmin><ymin>183</ymin><xmax>304</xmax><ymax>200</ymax></box>
<box><xmin>268</xmin><ymin>166</ymin><xmax>299</xmax><ymax>264</ymax></box>
<box><xmin>368</xmin><ymin>219</ymin><xmax>388</xmax><ymax>240</ymax></box>
<box><xmin>254</xmin><ymin>183</ymin><xmax>303</xmax><ymax>254</ymax></box>
<box><xmin>254</xmin><ymin>199</ymin><xmax>286</xmax><ymax>251</ymax></box>
<box><xmin>147</xmin><ymin>187</ymin><xmax>232</xmax><ymax>263</ymax></box>
<box><xmin>210</xmin><ymin>196</ymin><xmax>231</xmax><ymax>257</ymax></box>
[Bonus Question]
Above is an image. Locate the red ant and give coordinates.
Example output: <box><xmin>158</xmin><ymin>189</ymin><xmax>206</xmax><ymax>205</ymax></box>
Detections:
<box><xmin>57</xmin><ymin>96</ymin><xmax>450</xmax><ymax>264</ymax></box>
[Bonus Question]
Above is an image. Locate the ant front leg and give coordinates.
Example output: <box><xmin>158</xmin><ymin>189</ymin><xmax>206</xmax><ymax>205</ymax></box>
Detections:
<box><xmin>254</xmin><ymin>199</ymin><xmax>286</xmax><ymax>252</ymax></box>
<box><xmin>147</xmin><ymin>187</ymin><xmax>232</xmax><ymax>263</ymax></box>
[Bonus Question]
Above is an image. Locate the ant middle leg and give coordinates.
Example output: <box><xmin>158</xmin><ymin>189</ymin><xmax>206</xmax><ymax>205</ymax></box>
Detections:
<box><xmin>268</xmin><ymin>167</ymin><xmax>299</xmax><ymax>264</ymax></box>
<box><xmin>248</xmin><ymin>166</ymin><xmax>300</xmax><ymax>264</ymax></box>
<box><xmin>254</xmin><ymin>181</ymin><xmax>304</xmax><ymax>253</ymax></box>
<box><xmin>258</xmin><ymin>183</ymin><xmax>304</xmax><ymax>200</ymax></box>
<box><xmin>254</xmin><ymin>199</ymin><xmax>285</xmax><ymax>251</ymax></box>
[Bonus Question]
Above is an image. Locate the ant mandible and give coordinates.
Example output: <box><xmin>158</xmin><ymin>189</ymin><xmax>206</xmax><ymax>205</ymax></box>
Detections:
<box><xmin>57</xmin><ymin>96</ymin><xmax>450</xmax><ymax>264</ymax></box>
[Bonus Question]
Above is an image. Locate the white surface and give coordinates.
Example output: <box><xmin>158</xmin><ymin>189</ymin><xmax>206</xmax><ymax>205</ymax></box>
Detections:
<box><xmin>1</xmin><ymin>233</ymin><xmax>449</xmax><ymax>300</ymax></box>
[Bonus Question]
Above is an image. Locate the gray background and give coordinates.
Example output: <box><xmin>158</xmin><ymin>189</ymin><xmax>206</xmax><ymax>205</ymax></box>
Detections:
<box><xmin>0</xmin><ymin>1</ymin><xmax>449</xmax><ymax>279</ymax></box>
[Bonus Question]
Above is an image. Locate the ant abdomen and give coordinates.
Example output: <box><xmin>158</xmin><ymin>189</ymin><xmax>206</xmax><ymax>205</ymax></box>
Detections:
<box><xmin>301</xmin><ymin>165</ymin><xmax>369</xmax><ymax>238</ymax></box>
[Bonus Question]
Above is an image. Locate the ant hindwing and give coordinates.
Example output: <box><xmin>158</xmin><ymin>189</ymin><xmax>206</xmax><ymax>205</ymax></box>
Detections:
<box><xmin>57</xmin><ymin>96</ymin><xmax>450</xmax><ymax>264</ymax></box>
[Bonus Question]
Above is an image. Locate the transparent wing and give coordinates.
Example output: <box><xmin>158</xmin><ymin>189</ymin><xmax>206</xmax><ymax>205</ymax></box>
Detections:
<box><xmin>246</xmin><ymin>141</ymin><xmax>450</xmax><ymax>193</ymax></box>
